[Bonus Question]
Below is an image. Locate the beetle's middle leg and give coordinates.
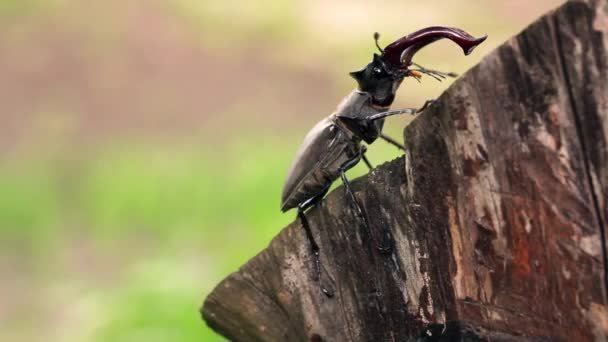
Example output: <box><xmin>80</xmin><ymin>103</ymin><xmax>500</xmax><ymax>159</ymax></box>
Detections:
<box><xmin>379</xmin><ymin>133</ymin><xmax>406</xmax><ymax>151</ymax></box>
<box><xmin>339</xmin><ymin>152</ymin><xmax>370</xmax><ymax>233</ymax></box>
<box><xmin>361</xmin><ymin>151</ymin><xmax>373</xmax><ymax>170</ymax></box>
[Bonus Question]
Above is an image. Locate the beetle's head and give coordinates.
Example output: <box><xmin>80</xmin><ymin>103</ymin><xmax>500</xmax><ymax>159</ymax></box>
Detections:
<box><xmin>349</xmin><ymin>52</ymin><xmax>402</xmax><ymax>107</ymax></box>
<box><xmin>350</xmin><ymin>27</ymin><xmax>487</xmax><ymax>106</ymax></box>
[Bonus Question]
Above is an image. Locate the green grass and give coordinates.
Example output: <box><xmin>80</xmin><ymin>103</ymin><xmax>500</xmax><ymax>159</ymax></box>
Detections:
<box><xmin>0</xmin><ymin>141</ymin><xmax>293</xmax><ymax>341</ymax></box>
<box><xmin>0</xmin><ymin>132</ymin><xmax>404</xmax><ymax>341</ymax></box>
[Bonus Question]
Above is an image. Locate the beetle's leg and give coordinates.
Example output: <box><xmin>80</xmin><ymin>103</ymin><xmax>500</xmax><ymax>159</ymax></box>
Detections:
<box><xmin>379</xmin><ymin>133</ymin><xmax>406</xmax><ymax>151</ymax></box>
<box><xmin>340</xmin><ymin>151</ymin><xmax>399</xmax><ymax>255</ymax></box>
<box><xmin>298</xmin><ymin>188</ymin><xmax>334</xmax><ymax>298</ymax></box>
<box><xmin>417</xmin><ymin>99</ymin><xmax>436</xmax><ymax>113</ymax></box>
<box><xmin>312</xmin><ymin>200</ymin><xmax>336</xmax><ymax>297</ymax></box>
<box><xmin>367</xmin><ymin>100</ymin><xmax>435</xmax><ymax>122</ymax></box>
<box><xmin>368</xmin><ymin>108</ymin><xmax>418</xmax><ymax>121</ymax></box>
<box><xmin>297</xmin><ymin>207</ymin><xmax>320</xmax><ymax>276</ymax></box>
<box><xmin>339</xmin><ymin>153</ymin><xmax>370</xmax><ymax>230</ymax></box>
<box><xmin>361</xmin><ymin>152</ymin><xmax>373</xmax><ymax>170</ymax></box>
<box><xmin>359</xmin><ymin>144</ymin><xmax>373</xmax><ymax>170</ymax></box>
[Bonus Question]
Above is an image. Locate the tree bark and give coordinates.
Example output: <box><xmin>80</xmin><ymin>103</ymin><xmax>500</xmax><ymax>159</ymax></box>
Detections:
<box><xmin>201</xmin><ymin>0</ymin><xmax>608</xmax><ymax>340</ymax></box>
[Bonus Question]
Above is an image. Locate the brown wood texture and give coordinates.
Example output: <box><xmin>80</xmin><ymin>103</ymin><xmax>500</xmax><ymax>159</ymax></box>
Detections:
<box><xmin>202</xmin><ymin>1</ymin><xmax>608</xmax><ymax>340</ymax></box>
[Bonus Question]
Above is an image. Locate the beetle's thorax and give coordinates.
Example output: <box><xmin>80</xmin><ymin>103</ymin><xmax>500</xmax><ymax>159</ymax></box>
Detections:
<box><xmin>333</xmin><ymin>90</ymin><xmax>387</xmax><ymax>119</ymax></box>
<box><xmin>331</xmin><ymin>90</ymin><xmax>387</xmax><ymax>144</ymax></box>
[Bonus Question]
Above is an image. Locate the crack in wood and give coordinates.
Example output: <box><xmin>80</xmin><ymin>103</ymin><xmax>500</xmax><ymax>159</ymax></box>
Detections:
<box><xmin>553</xmin><ymin>0</ymin><xmax>608</xmax><ymax>293</ymax></box>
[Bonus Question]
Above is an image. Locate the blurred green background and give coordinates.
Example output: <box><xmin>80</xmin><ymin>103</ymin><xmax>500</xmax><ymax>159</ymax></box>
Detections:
<box><xmin>0</xmin><ymin>0</ymin><xmax>563</xmax><ymax>341</ymax></box>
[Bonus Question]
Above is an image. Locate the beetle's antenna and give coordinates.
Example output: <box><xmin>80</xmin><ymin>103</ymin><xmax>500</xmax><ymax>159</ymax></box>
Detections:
<box><xmin>373</xmin><ymin>32</ymin><xmax>384</xmax><ymax>53</ymax></box>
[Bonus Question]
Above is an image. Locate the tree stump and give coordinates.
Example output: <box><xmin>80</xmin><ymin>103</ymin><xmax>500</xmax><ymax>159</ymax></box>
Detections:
<box><xmin>201</xmin><ymin>0</ymin><xmax>608</xmax><ymax>340</ymax></box>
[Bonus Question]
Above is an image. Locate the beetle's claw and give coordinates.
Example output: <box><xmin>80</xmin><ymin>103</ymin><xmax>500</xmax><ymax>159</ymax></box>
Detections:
<box><xmin>417</xmin><ymin>99</ymin><xmax>436</xmax><ymax>113</ymax></box>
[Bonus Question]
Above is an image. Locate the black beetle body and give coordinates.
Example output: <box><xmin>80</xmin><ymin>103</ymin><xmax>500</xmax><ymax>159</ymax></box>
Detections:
<box><xmin>279</xmin><ymin>26</ymin><xmax>486</xmax><ymax>297</ymax></box>
<box><xmin>282</xmin><ymin>27</ymin><xmax>486</xmax><ymax>212</ymax></box>
<box><xmin>281</xmin><ymin>90</ymin><xmax>389</xmax><ymax>212</ymax></box>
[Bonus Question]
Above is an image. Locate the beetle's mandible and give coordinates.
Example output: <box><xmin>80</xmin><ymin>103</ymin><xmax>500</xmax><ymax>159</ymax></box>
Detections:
<box><xmin>280</xmin><ymin>26</ymin><xmax>486</xmax><ymax>297</ymax></box>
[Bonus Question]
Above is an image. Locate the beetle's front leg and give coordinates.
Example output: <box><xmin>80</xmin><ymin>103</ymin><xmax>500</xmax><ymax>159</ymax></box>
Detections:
<box><xmin>368</xmin><ymin>100</ymin><xmax>437</xmax><ymax>150</ymax></box>
<box><xmin>367</xmin><ymin>100</ymin><xmax>436</xmax><ymax>122</ymax></box>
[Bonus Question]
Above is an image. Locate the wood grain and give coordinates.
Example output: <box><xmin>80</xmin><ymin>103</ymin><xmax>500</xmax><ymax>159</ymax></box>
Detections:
<box><xmin>202</xmin><ymin>1</ymin><xmax>608</xmax><ymax>340</ymax></box>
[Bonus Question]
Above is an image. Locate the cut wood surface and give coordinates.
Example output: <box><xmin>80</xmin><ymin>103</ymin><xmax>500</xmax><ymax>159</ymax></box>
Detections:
<box><xmin>202</xmin><ymin>0</ymin><xmax>608</xmax><ymax>340</ymax></box>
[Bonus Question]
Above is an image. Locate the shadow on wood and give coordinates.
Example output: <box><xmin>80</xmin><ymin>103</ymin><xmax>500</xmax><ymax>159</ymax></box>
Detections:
<box><xmin>202</xmin><ymin>0</ymin><xmax>608</xmax><ymax>340</ymax></box>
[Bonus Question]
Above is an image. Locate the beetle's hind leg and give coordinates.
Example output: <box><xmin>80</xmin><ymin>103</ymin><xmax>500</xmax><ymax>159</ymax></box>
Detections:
<box><xmin>297</xmin><ymin>188</ymin><xmax>334</xmax><ymax>298</ymax></box>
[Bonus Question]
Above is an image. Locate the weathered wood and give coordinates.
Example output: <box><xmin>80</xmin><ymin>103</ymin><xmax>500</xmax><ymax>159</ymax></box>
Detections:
<box><xmin>202</xmin><ymin>1</ymin><xmax>608</xmax><ymax>340</ymax></box>
<box><xmin>556</xmin><ymin>0</ymin><xmax>608</xmax><ymax>286</ymax></box>
<box><xmin>402</xmin><ymin>0</ymin><xmax>608</xmax><ymax>339</ymax></box>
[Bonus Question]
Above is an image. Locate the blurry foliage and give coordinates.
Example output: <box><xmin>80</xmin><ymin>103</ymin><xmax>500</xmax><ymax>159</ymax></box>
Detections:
<box><xmin>0</xmin><ymin>138</ymin><xmax>400</xmax><ymax>341</ymax></box>
<box><xmin>0</xmin><ymin>0</ymin><xmax>42</xmax><ymax>18</ymax></box>
<box><xmin>171</xmin><ymin>0</ymin><xmax>300</xmax><ymax>42</ymax></box>
<box><xmin>0</xmin><ymin>165</ymin><xmax>59</xmax><ymax>239</ymax></box>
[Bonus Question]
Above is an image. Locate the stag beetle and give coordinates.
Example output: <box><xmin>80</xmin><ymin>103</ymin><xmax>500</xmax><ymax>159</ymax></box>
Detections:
<box><xmin>280</xmin><ymin>26</ymin><xmax>486</xmax><ymax>297</ymax></box>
